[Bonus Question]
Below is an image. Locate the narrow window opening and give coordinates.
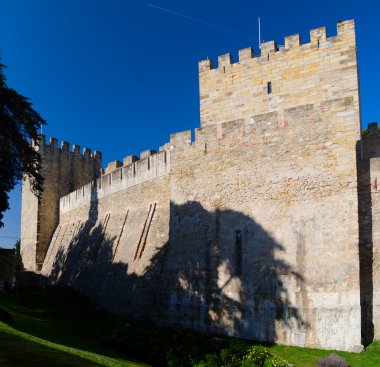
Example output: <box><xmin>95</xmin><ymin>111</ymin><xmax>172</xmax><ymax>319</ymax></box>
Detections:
<box><xmin>317</xmin><ymin>39</ymin><xmax>320</xmax><ymax>48</ymax></box>
<box><xmin>267</xmin><ymin>54</ymin><xmax>270</xmax><ymax>61</ymax></box>
<box><xmin>267</xmin><ymin>82</ymin><xmax>272</xmax><ymax>94</ymax></box>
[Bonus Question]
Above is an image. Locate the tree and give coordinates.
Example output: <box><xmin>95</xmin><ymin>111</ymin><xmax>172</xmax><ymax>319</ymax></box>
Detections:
<box><xmin>13</xmin><ymin>239</ymin><xmax>22</xmax><ymax>273</ymax></box>
<box><xmin>0</xmin><ymin>62</ymin><xmax>46</xmax><ymax>227</ymax></box>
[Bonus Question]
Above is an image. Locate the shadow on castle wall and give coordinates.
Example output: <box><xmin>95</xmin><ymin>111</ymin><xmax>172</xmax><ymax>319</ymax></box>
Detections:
<box><xmin>46</xmin><ymin>184</ymin><xmax>307</xmax><ymax>344</ymax></box>
<box><xmin>357</xmin><ymin>139</ymin><xmax>375</xmax><ymax>346</ymax></box>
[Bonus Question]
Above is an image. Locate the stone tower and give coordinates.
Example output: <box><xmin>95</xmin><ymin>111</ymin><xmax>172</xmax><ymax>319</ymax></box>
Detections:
<box><xmin>20</xmin><ymin>19</ymin><xmax>371</xmax><ymax>352</ymax></box>
<box><xmin>21</xmin><ymin>135</ymin><xmax>102</xmax><ymax>271</ymax></box>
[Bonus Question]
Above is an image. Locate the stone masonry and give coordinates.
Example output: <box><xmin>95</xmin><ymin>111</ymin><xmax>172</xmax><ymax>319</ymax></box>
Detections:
<box><xmin>20</xmin><ymin>19</ymin><xmax>379</xmax><ymax>352</ymax></box>
<box><xmin>21</xmin><ymin>136</ymin><xmax>101</xmax><ymax>271</ymax></box>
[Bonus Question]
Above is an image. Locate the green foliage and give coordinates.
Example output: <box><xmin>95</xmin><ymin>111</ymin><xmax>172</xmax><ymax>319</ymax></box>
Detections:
<box><xmin>0</xmin><ymin>322</ymin><xmax>104</xmax><ymax>367</ymax></box>
<box><xmin>193</xmin><ymin>354</ymin><xmax>220</xmax><ymax>367</ymax></box>
<box><xmin>220</xmin><ymin>339</ymin><xmax>248</xmax><ymax>366</ymax></box>
<box><xmin>362</xmin><ymin>126</ymin><xmax>380</xmax><ymax>135</ymax></box>
<box><xmin>0</xmin><ymin>62</ymin><xmax>46</xmax><ymax>227</ymax></box>
<box><xmin>101</xmin><ymin>321</ymin><xmax>212</xmax><ymax>366</ymax></box>
<box><xmin>263</xmin><ymin>357</ymin><xmax>289</xmax><ymax>367</ymax></box>
<box><xmin>0</xmin><ymin>288</ymin><xmax>143</xmax><ymax>366</ymax></box>
<box><xmin>242</xmin><ymin>345</ymin><xmax>272</xmax><ymax>366</ymax></box>
<box><xmin>13</xmin><ymin>239</ymin><xmax>22</xmax><ymax>273</ymax></box>
<box><xmin>194</xmin><ymin>344</ymin><xmax>289</xmax><ymax>367</ymax></box>
<box><xmin>101</xmin><ymin>315</ymin><xmax>291</xmax><ymax>367</ymax></box>
<box><xmin>3</xmin><ymin>288</ymin><xmax>380</xmax><ymax>367</ymax></box>
<box><xmin>102</xmin><ymin>325</ymin><xmax>290</xmax><ymax>367</ymax></box>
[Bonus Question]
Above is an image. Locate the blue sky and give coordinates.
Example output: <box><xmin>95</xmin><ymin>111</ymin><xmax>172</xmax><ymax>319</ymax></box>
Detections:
<box><xmin>0</xmin><ymin>0</ymin><xmax>378</xmax><ymax>248</ymax></box>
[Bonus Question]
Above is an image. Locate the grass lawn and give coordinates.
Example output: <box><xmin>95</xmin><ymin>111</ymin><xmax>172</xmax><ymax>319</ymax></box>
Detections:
<box><xmin>268</xmin><ymin>341</ymin><xmax>380</xmax><ymax>367</ymax></box>
<box><xmin>1</xmin><ymin>288</ymin><xmax>380</xmax><ymax>366</ymax></box>
<box><xmin>0</xmin><ymin>288</ymin><xmax>146</xmax><ymax>367</ymax></box>
<box><xmin>0</xmin><ymin>322</ymin><xmax>120</xmax><ymax>367</ymax></box>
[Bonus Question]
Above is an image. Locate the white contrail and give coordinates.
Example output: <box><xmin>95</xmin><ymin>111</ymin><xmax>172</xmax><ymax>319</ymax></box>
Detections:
<box><xmin>146</xmin><ymin>3</ymin><xmax>246</xmax><ymax>36</ymax></box>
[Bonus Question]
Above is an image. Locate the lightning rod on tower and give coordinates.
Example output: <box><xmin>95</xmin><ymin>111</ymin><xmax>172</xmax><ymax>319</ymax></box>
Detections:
<box><xmin>258</xmin><ymin>17</ymin><xmax>261</xmax><ymax>50</ymax></box>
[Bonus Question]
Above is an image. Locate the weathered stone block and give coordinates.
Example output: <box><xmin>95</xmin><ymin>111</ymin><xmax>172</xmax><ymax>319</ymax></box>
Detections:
<box><xmin>315</xmin><ymin>354</ymin><xmax>348</xmax><ymax>367</ymax></box>
<box><xmin>123</xmin><ymin>154</ymin><xmax>139</xmax><ymax>166</ymax></box>
<box><xmin>140</xmin><ymin>149</ymin><xmax>156</xmax><ymax>159</ymax></box>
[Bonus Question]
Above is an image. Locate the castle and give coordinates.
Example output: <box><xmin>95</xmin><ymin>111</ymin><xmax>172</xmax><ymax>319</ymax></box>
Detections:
<box><xmin>20</xmin><ymin>19</ymin><xmax>380</xmax><ymax>352</ymax></box>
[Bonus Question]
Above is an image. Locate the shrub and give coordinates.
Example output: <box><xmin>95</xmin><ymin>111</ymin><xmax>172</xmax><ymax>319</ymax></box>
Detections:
<box><xmin>220</xmin><ymin>340</ymin><xmax>248</xmax><ymax>367</ymax></box>
<box><xmin>101</xmin><ymin>321</ymin><xmax>215</xmax><ymax>366</ymax></box>
<box><xmin>263</xmin><ymin>357</ymin><xmax>289</xmax><ymax>367</ymax></box>
<box><xmin>241</xmin><ymin>345</ymin><xmax>271</xmax><ymax>367</ymax></box>
<box><xmin>100</xmin><ymin>320</ymin><xmax>289</xmax><ymax>367</ymax></box>
<box><xmin>192</xmin><ymin>354</ymin><xmax>220</xmax><ymax>367</ymax></box>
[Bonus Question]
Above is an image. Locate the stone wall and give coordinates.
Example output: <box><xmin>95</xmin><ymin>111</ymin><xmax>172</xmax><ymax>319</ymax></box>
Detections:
<box><xmin>26</xmin><ymin>19</ymin><xmax>366</xmax><ymax>351</ymax></box>
<box><xmin>199</xmin><ymin>20</ymin><xmax>360</xmax><ymax>140</ymax></box>
<box><xmin>166</xmin><ymin>100</ymin><xmax>361</xmax><ymax>351</ymax></box>
<box><xmin>358</xmin><ymin>123</ymin><xmax>380</xmax><ymax>343</ymax></box>
<box><xmin>21</xmin><ymin>136</ymin><xmax>102</xmax><ymax>271</ymax></box>
<box><xmin>41</xmin><ymin>174</ymin><xmax>171</xmax><ymax>318</ymax></box>
<box><xmin>42</xmin><ymin>101</ymin><xmax>361</xmax><ymax>351</ymax></box>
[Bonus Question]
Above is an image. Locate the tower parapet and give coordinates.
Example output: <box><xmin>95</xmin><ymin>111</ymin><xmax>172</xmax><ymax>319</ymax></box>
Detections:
<box><xmin>21</xmin><ymin>134</ymin><xmax>102</xmax><ymax>271</ymax></box>
<box><xmin>198</xmin><ymin>19</ymin><xmax>359</xmax><ymax>138</ymax></box>
<box><xmin>20</xmin><ymin>19</ymin><xmax>368</xmax><ymax>353</ymax></box>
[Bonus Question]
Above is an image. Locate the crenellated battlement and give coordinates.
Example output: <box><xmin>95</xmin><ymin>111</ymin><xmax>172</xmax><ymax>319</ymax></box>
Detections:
<box><xmin>22</xmin><ymin>19</ymin><xmax>372</xmax><ymax>352</ymax></box>
<box><xmin>34</xmin><ymin>134</ymin><xmax>102</xmax><ymax>160</ymax></box>
<box><xmin>362</xmin><ymin>122</ymin><xmax>380</xmax><ymax>160</ymax></box>
<box><xmin>61</xmin><ymin>149</ymin><xmax>169</xmax><ymax>213</ymax></box>
<box><xmin>22</xmin><ymin>134</ymin><xmax>102</xmax><ymax>270</ymax></box>
<box><xmin>198</xmin><ymin>20</ymin><xmax>358</xmax><ymax>130</ymax></box>
<box><xmin>61</xmin><ymin>129</ymin><xmax>195</xmax><ymax>213</ymax></box>
<box><xmin>367</xmin><ymin>122</ymin><xmax>380</xmax><ymax>135</ymax></box>
<box><xmin>102</xmin><ymin>129</ymin><xmax>192</xmax><ymax>177</ymax></box>
<box><xmin>198</xmin><ymin>20</ymin><xmax>354</xmax><ymax>72</ymax></box>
